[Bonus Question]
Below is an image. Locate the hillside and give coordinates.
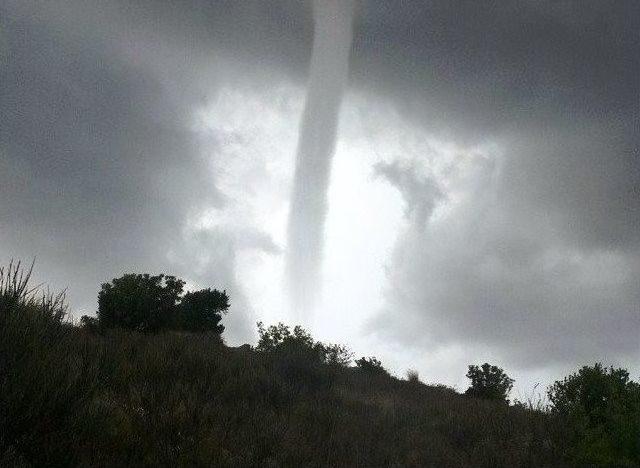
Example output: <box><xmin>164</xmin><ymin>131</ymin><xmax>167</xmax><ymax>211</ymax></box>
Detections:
<box><xmin>3</xmin><ymin>330</ymin><xmax>563</xmax><ymax>467</ymax></box>
<box><xmin>4</xmin><ymin>264</ymin><xmax>639</xmax><ymax>467</ymax></box>
<box><xmin>2</xmin><ymin>299</ymin><xmax>562</xmax><ymax>466</ymax></box>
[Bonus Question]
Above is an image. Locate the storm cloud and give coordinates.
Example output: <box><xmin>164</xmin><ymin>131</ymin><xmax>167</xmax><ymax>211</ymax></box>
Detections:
<box><xmin>1</xmin><ymin>1</ymin><xmax>638</xmax><ymax>380</ymax></box>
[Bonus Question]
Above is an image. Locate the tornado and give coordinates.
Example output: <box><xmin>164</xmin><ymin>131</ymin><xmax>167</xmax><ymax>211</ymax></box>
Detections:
<box><xmin>287</xmin><ymin>0</ymin><xmax>355</xmax><ymax>319</ymax></box>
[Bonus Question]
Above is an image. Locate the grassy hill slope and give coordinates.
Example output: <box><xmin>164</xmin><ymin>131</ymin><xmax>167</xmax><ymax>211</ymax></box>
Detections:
<box><xmin>1</xmin><ymin>299</ymin><xmax>565</xmax><ymax>467</ymax></box>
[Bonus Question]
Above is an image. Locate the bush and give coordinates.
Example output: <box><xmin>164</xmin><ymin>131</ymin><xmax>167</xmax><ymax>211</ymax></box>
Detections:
<box><xmin>406</xmin><ymin>369</ymin><xmax>421</xmax><ymax>383</ymax></box>
<box><xmin>256</xmin><ymin>322</ymin><xmax>318</xmax><ymax>353</ymax></box>
<box><xmin>179</xmin><ymin>288</ymin><xmax>229</xmax><ymax>333</ymax></box>
<box><xmin>255</xmin><ymin>322</ymin><xmax>351</xmax><ymax>367</ymax></box>
<box><xmin>80</xmin><ymin>314</ymin><xmax>101</xmax><ymax>333</ymax></box>
<box><xmin>547</xmin><ymin>363</ymin><xmax>640</xmax><ymax>466</ymax></box>
<box><xmin>97</xmin><ymin>273</ymin><xmax>228</xmax><ymax>335</ymax></box>
<box><xmin>465</xmin><ymin>363</ymin><xmax>514</xmax><ymax>403</ymax></box>
<box><xmin>255</xmin><ymin>322</ymin><xmax>354</xmax><ymax>393</ymax></box>
<box><xmin>98</xmin><ymin>273</ymin><xmax>184</xmax><ymax>331</ymax></box>
<box><xmin>355</xmin><ymin>356</ymin><xmax>388</xmax><ymax>375</ymax></box>
<box><xmin>323</xmin><ymin>343</ymin><xmax>354</xmax><ymax>367</ymax></box>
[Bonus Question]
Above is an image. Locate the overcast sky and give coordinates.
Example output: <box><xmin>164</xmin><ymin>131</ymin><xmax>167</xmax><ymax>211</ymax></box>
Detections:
<box><xmin>1</xmin><ymin>0</ymin><xmax>638</xmax><ymax>395</ymax></box>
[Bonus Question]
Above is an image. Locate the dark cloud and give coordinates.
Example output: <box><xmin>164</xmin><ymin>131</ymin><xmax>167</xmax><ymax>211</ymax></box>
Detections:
<box><xmin>0</xmin><ymin>1</ymin><xmax>282</xmax><ymax>341</ymax></box>
<box><xmin>353</xmin><ymin>1</ymin><xmax>639</xmax><ymax>138</ymax></box>
<box><xmin>322</xmin><ymin>1</ymin><xmax>640</xmax><ymax>369</ymax></box>
<box><xmin>1</xmin><ymin>0</ymin><xmax>638</xmax><ymax>366</ymax></box>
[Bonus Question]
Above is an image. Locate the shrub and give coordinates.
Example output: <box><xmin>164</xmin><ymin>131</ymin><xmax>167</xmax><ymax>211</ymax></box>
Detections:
<box><xmin>179</xmin><ymin>288</ymin><xmax>229</xmax><ymax>333</ymax></box>
<box><xmin>406</xmin><ymin>369</ymin><xmax>420</xmax><ymax>383</ymax></box>
<box><xmin>256</xmin><ymin>322</ymin><xmax>352</xmax><ymax>367</ymax></box>
<box><xmin>547</xmin><ymin>363</ymin><xmax>640</xmax><ymax>466</ymax></box>
<box><xmin>322</xmin><ymin>343</ymin><xmax>354</xmax><ymax>367</ymax></box>
<box><xmin>97</xmin><ymin>273</ymin><xmax>228</xmax><ymax>335</ymax></box>
<box><xmin>256</xmin><ymin>322</ymin><xmax>330</xmax><ymax>391</ymax></box>
<box><xmin>355</xmin><ymin>356</ymin><xmax>388</xmax><ymax>375</ymax></box>
<box><xmin>257</xmin><ymin>322</ymin><xmax>317</xmax><ymax>353</ymax></box>
<box><xmin>465</xmin><ymin>363</ymin><xmax>514</xmax><ymax>403</ymax></box>
<box><xmin>98</xmin><ymin>273</ymin><xmax>184</xmax><ymax>331</ymax></box>
<box><xmin>80</xmin><ymin>314</ymin><xmax>101</xmax><ymax>333</ymax></box>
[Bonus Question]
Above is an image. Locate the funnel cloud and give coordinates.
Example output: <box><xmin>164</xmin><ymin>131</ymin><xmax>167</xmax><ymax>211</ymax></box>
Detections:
<box><xmin>287</xmin><ymin>0</ymin><xmax>355</xmax><ymax>319</ymax></box>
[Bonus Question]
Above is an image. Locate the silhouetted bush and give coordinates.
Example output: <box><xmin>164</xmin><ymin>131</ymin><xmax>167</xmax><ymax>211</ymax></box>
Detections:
<box><xmin>255</xmin><ymin>322</ymin><xmax>352</xmax><ymax>391</ymax></box>
<box><xmin>406</xmin><ymin>369</ymin><xmax>421</xmax><ymax>383</ymax></box>
<box><xmin>80</xmin><ymin>314</ymin><xmax>100</xmax><ymax>332</ymax></box>
<box><xmin>355</xmin><ymin>356</ymin><xmax>388</xmax><ymax>375</ymax></box>
<box><xmin>323</xmin><ymin>343</ymin><xmax>354</xmax><ymax>367</ymax></box>
<box><xmin>548</xmin><ymin>363</ymin><xmax>640</xmax><ymax>466</ymax></box>
<box><xmin>179</xmin><ymin>288</ymin><xmax>229</xmax><ymax>333</ymax></box>
<box><xmin>96</xmin><ymin>273</ymin><xmax>228</xmax><ymax>335</ymax></box>
<box><xmin>465</xmin><ymin>363</ymin><xmax>514</xmax><ymax>403</ymax></box>
<box><xmin>98</xmin><ymin>273</ymin><xmax>184</xmax><ymax>331</ymax></box>
<box><xmin>256</xmin><ymin>321</ymin><xmax>352</xmax><ymax>367</ymax></box>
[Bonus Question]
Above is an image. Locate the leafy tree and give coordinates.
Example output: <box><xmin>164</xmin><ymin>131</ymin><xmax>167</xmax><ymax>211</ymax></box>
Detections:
<box><xmin>255</xmin><ymin>322</ymin><xmax>329</xmax><ymax>391</ymax></box>
<box><xmin>179</xmin><ymin>288</ymin><xmax>229</xmax><ymax>333</ymax></box>
<box><xmin>355</xmin><ymin>356</ymin><xmax>387</xmax><ymax>375</ymax></box>
<box><xmin>97</xmin><ymin>273</ymin><xmax>229</xmax><ymax>335</ymax></box>
<box><xmin>323</xmin><ymin>343</ymin><xmax>354</xmax><ymax>367</ymax></box>
<box><xmin>547</xmin><ymin>363</ymin><xmax>640</xmax><ymax>466</ymax></box>
<box><xmin>256</xmin><ymin>322</ymin><xmax>316</xmax><ymax>353</ymax></box>
<box><xmin>97</xmin><ymin>274</ymin><xmax>184</xmax><ymax>331</ymax></box>
<box><xmin>256</xmin><ymin>322</ymin><xmax>353</xmax><ymax>367</ymax></box>
<box><xmin>465</xmin><ymin>363</ymin><xmax>514</xmax><ymax>403</ymax></box>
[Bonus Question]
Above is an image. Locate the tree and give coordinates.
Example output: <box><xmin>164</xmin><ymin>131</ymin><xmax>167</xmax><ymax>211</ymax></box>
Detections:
<box><xmin>323</xmin><ymin>343</ymin><xmax>354</xmax><ymax>367</ymax></box>
<box><xmin>255</xmin><ymin>322</ymin><xmax>331</xmax><ymax>390</ymax></box>
<box><xmin>355</xmin><ymin>356</ymin><xmax>388</xmax><ymax>375</ymax></box>
<box><xmin>256</xmin><ymin>322</ymin><xmax>353</xmax><ymax>367</ymax></box>
<box><xmin>98</xmin><ymin>274</ymin><xmax>184</xmax><ymax>331</ymax></box>
<box><xmin>96</xmin><ymin>273</ymin><xmax>229</xmax><ymax>335</ymax></box>
<box><xmin>547</xmin><ymin>363</ymin><xmax>640</xmax><ymax>466</ymax></box>
<box><xmin>179</xmin><ymin>288</ymin><xmax>229</xmax><ymax>333</ymax></box>
<box><xmin>464</xmin><ymin>363</ymin><xmax>514</xmax><ymax>403</ymax></box>
<box><xmin>256</xmin><ymin>322</ymin><xmax>324</xmax><ymax>360</ymax></box>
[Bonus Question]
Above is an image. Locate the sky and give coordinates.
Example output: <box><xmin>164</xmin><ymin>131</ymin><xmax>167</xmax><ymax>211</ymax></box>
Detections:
<box><xmin>1</xmin><ymin>0</ymin><xmax>638</xmax><ymax>396</ymax></box>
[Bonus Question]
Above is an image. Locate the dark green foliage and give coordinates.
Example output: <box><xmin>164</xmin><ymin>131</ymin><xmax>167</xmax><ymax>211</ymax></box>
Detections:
<box><xmin>355</xmin><ymin>356</ymin><xmax>388</xmax><ymax>375</ymax></box>
<box><xmin>98</xmin><ymin>273</ymin><xmax>185</xmax><ymax>331</ymax></box>
<box><xmin>96</xmin><ymin>273</ymin><xmax>228</xmax><ymax>335</ymax></box>
<box><xmin>256</xmin><ymin>321</ymin><xmax>352</xmax><ymax>368</ymax></box>
<box><xmin>255</xmin><ymin>322</ymin><xmax>352</xmax><ymax>392</ymax></box>
<box><xmin>465</xmin><ymin>363</ymin><xmax>515</xmax><ymax>403</ymax></box>
<box><xmin>179</xmin><ymin>288</ymin><xmax>229</xmax><ymax>333</ymax></box>
<box><xmin>256</xmin><ymin>321</ymin><xmax>317</xmax><ymax>353</ymax></box>
<box><xmin>548</xmin><ymin>363</ymin><xmax>640</xmax><ymax>466</ymax></box>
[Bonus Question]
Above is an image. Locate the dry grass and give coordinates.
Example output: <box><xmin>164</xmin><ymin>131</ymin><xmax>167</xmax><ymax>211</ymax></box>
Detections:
<box><xmin>1</xmin><ymin>263</ymin><xmax>570</xmax><ymax>467</ymax></box>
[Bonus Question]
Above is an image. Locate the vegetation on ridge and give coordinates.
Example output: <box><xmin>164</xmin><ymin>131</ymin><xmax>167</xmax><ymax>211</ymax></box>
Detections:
<box><xmin>1</xmin><ymin>261</ymin><xmax>638</xmax><ymax>467</ymax></box>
